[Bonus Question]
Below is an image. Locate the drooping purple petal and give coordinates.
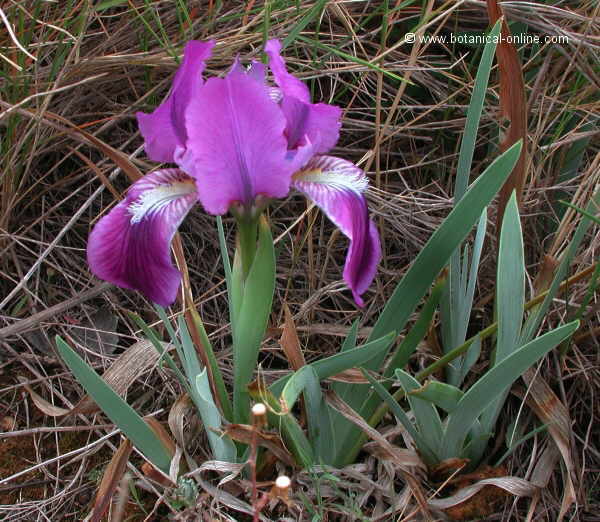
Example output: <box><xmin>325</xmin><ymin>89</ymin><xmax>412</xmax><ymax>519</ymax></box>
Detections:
<box><xmin>136</xmin><ymin>40</ymin><xmax>215</xmax><ymax>163</ymax></box>
<box><xmin>180</xmin><ymin>61</ymin><xmax>294</xmax><ymax>215</ymax></box>
<box><xmin>265</xmin><ymin>39</ymin><xmax>342</xmax><ymax>156</ymax></box>
<box><xmin>292</xmin><ymin>155</ymin><xmax>381</xmax><ymax>306</ymax></box>
<box><xmin>87</xmin><ymin>169</ymin><xmax>197</xmax><ymax>306</ymax></box>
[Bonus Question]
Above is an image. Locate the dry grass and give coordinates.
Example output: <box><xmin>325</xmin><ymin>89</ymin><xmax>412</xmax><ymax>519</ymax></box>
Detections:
<box><xmin>0</xmin><ymin>1</ymin><xmax>598</xmax><ymax>520</ymax></box>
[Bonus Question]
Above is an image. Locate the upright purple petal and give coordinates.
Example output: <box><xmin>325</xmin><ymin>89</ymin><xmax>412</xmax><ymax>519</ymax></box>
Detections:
<box><xmin>292</xmin><ymin>156</ymin><xmax>381</xmax><ymax>306</ymax></box>
<box><xmin>136</xmin><ymin>40</ymin><xmax>215</xmax><ymax>163</ymax></box>
<box><xmin>265</xmin><ymin>39</ymin><xmax>342</xmax><ymax>156</ymax></box>
<box><xmin>264</xmin><ymin>39</ymin><xmax>310</xmax><ymax>103</ymax></box>
<box><xmin>87</xmin><ymin>169</ymin><xmax>197</xmax><ymax>306</ymax></box>
<box><xmin>180</xmin><ymin>62</ymin><xmax>294</xmax><ymax>215</ymax></box>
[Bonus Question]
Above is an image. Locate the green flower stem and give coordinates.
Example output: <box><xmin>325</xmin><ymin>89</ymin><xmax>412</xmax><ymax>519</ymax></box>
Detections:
<box><xmin>237</xmin><ymin>218</ymin><xmax>258</xmax><ymax>281</ymax></box>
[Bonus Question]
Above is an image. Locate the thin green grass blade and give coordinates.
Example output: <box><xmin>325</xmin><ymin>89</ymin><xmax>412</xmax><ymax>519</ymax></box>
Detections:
<box><xmin>495</xmin><ymin>423</ymin><xmax>549</xmax><ymax>466</ymax></box>
<box><xmin>384</xmin><ymin>277</ymin><xmax>445</xmax><ymax>377</ymax></box>
<box><xmin>454</xmin><ymin>20</ymin><xmax>502</xmax><ymax>201</ymax></box>
<box><xmin>56</xmin><ymin>336</ymin><xmax>172</xmax><ymax>473</ymax></box>
<box><xmin>129</xmin><ymin>312</ymin><xmax>190</xmax><ymax>394</ymax></box>
<box><xmin>281</xmin><ymin>0</ymin><xmax>328</xmax><ymax>49</ymax></box>
<box><xmin>296</xmin><ymin>36</ymin><xmax>410</xmax><ymax>84</ymax></box>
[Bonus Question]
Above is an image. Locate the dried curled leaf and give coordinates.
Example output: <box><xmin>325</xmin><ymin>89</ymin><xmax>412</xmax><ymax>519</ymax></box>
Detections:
<box><xmin>521</xmin><ymin>369</ymin><xmax>578</xmax><ymax>521</ymax></box>
<box><xmin>18</xmin><ymin>376</ymin><xmax>70</xmax><ymax>417</ymax></box>
<box><xmin>72</xmin><ymin>339</ymin><xmax>164</xmax><ymax>415</ymax></box>
<box><xmin>429</xmin><ymin>476</ymin><xmax>538</xmax><ymax>513</ymax></box>
<box><xmin>223</xmin><ymin>424</ymin><xmax>295</xmax><ymax>467</ymax></box>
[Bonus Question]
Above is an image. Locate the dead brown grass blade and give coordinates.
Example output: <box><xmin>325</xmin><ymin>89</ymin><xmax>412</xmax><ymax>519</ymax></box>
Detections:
<box><xmin>327</xmin><ymin>391</ymin><xmax>431</xmax><ymax>520</ymax></box>
<box><xmin>72</xmin><ymin>339</ymin><xmax>163</xmax><ymax>415</ymax></box>
<box><xmin>0</xmin><ymin>282</ymin><xmax>112</xmax><ymax>340</ymax></box>
<box><xmin>90</xmin><ymin>438</ymin><xmax>132</xmax><ymax>522</ymax></box>
<box><xmin>326</xmin><ymin>391</ymin><xmax>424</xmax><ymax>470</ymax></box>
<box><xmin>487</xmin><ymin>0</ymin><xmax>528</xmax><ymax>236</ymax></box>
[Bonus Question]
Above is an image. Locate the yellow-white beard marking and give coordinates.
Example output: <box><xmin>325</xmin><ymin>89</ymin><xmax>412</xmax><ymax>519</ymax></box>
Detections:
<box><xmin>294</xmin><ymin>168</ymin><xmax>368</xmax><ymax>194</ymax></box>
<box><xmin>128</xmin><ymin>180</ymin><xmax>197</xmax><ymax>224</ymax></box>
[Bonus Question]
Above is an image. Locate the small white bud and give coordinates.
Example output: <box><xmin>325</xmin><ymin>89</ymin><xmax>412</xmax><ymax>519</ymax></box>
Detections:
<box><xmin>275</xmin><ymin>475</ymin><xmax>291</xmax><ymax>489</ymax></box>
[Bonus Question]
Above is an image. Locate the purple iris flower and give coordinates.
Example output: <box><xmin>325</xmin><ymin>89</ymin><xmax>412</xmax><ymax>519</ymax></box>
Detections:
<box><xmin>87</xmin><ymin>40</ymin><xmax>381</xmax><ymax>307</ymax></box>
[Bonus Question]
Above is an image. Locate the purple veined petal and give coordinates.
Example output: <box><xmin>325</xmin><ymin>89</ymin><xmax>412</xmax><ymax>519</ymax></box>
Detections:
<box><xmin>280</xmin><ymin>96</ymin><xmax>341</xmax><ymax>154</ymax></box>
<box><xmin>264</xmin><ymin>39</ymin><xmax>310</xmax><ymax>103</ymax></box>
<box><xmin>136</xmin><ymin>40</ymin><xmax>215</xmax><ymax>163</ymax></box>
<box><xmin>181</xmin><ymin>62</ymin><xmax>294</xmax><ymax>215</ymax></box>
<box><xmin>265</xmin><ymin>39</ymin><xmax>342</xmax><ymax>155</ymax></box>
<box><xmin>292</xmin><ymin>155</ymin><xmax>381</xmax><ymax>307</ymax></box>
<box><xmin>87</xmin><ymin>169</ymin><xmax>198</xmax><ymax>307</ymax></box>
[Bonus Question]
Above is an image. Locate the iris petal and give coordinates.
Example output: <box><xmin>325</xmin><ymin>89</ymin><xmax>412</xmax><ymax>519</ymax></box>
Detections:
<box><xmin>292</xmin><ymin>155</ymin><xmax>381</xmax><ymax>306</ymax></box>
<box><xmin>181</xmin><ymin>62</ymin><xmax>294</xmax><ymax>215</ymax></box>
<box><xmin>265</xmin><ymin>39</ymin><xmax>342</xmax><ymax>156</ymax></box>
<box><xmin>87</xmin><ymin>169</ymin><xmax>197</xmax><ymax>306</ymax></box>
<box><xmin>264</xmin><ymin>39</ymin><xmax>311</xmax><ymax>103</ymax></box>
<box><xmin>136</xmin><ymin>40</ymin><xmax>215</xmax><ymax>163</ymax></box>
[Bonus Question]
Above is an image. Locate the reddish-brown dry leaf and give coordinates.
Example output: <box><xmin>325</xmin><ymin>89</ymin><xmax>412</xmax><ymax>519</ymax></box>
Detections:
<box><xmin>223</xmin><ymin>424</ymin><xmax>295</xmax><ymax>467</ymax></box>
<box><xmin>487</xmin><ymin>0</ymin><xmax>528</xmax><ymax>236</ymax></box>
<box><xmin>279</xmin><ymin>304</ymin><xmax>306</xmax><ymax>371</ymax></box>
<box><xmin>141</xmin><ymin>417</ymin><xmax>177</xmax><ymax>486</ymax></box>
<box><xmin>145</xmin><ymin>417</ymin><xmax>176</xmax><ymax>457</ymax></box>
<box><xmin>533</xmin><ymin>255</ymin><xmax>560</xmax><ymax>295</ymax></box>
<box><xmin>90</xmin><ymin>438</ymin><xmax>133</xmax><ymax>522</ymax></box>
